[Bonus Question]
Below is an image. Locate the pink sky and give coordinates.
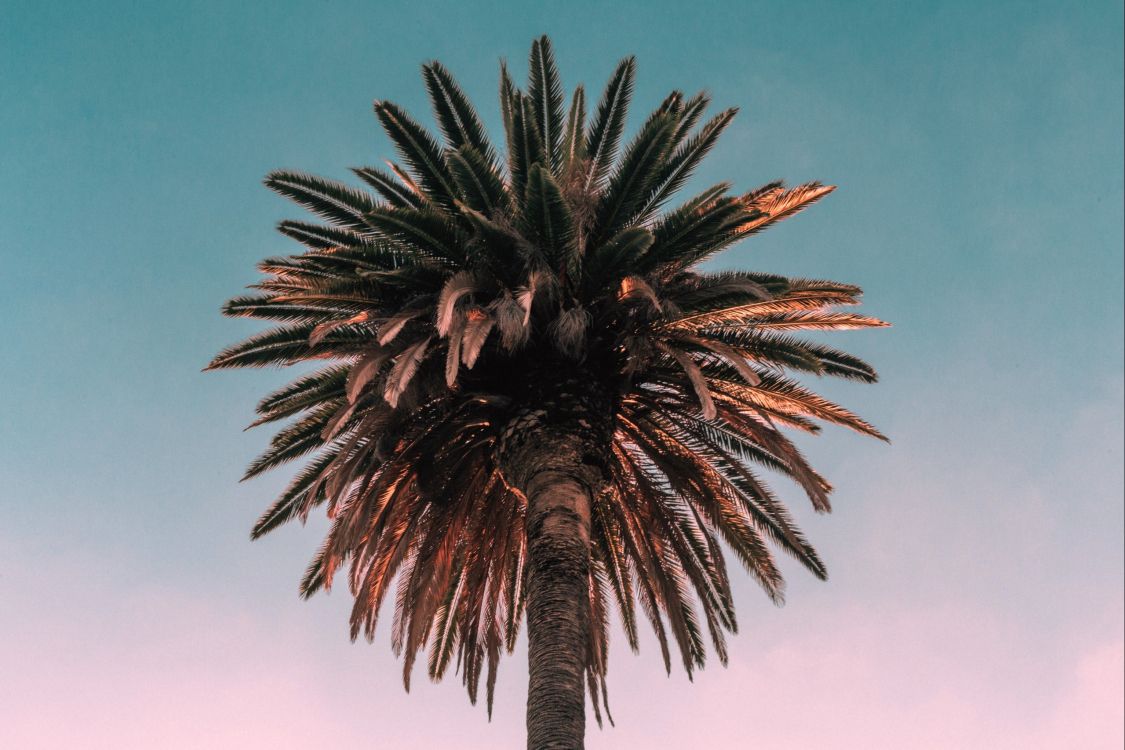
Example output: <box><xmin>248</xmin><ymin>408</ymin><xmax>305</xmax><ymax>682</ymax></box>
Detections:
<box><xmin>2</xmin><ymin>542</ymin><xmax>1119</xmax><ymax>749</ymax></box>
<box><xmin>3</xmin><ymin>377</ymin><xmax>1120</xmax><ymax>748</ymax></box>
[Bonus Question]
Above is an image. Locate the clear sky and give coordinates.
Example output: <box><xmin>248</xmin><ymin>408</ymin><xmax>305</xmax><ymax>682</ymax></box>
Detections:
<box><xmin>1</xmin><ymin>1</ymin><xmax>1122</xmax><ymax>747</ymax></box>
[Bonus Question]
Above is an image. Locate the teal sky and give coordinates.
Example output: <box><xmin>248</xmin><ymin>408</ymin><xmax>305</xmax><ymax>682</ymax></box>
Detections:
<box><xmin>2</xmin><ymin>1</ymin><xmax>1122</xmax><ymax>747</ymax></box>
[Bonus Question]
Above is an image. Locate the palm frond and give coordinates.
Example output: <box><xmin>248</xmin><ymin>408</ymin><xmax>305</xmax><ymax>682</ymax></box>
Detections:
<box><xmin>265</xmin><ymin>171</ymin><xmax>378</xmax><ymax>231</ymax></box>
<box><xmin>448</xmin><ymin>146</ymin><xmax>507</xmax><ymax>215</ymax></box>
<box><xmin>523</xmin><ymin>164</ymin><xmax>574</xmax><ymax>271</ymax></box>
<box><xmin>352</xmin><ymin>166</ymin><xmax>424</xmax><ymax>209</ymax></box>
<box><xmin>561</xmin><ymin>85</ymin><xmax>587</xmax><ymax>171</ymax></box>
<box><xmin>373</xmin><ymin>101</ymin><xmax>458</xmax><ymax>208</ymax></box>
<box><xmin>585</xmin><ymin>56</ymin><xmax>636</xmax><ymax>189</ymax></box>
<box><xmin>594</xmin><ymin>113</ymin><xmax>678</xmax><ymax>242</ymax></box>
<box><xmin>527</xmin><ymin>35</ymin><xmax>565</xmax><ymax>172</ymax></box>
<box><xmin>422</xmin><ymin>61</ymin><xmax>496</xmax><ymax>163</ymax></box>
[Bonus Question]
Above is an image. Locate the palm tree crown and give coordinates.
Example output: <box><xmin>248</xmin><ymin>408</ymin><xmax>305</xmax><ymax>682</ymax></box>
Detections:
<box><xmin>209</xmin><ymin>35</ymin><xmax>886</xmax><ymax>726</ymax></box>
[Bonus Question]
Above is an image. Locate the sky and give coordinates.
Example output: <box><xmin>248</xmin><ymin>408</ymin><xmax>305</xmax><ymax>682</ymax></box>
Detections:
<box><xmin>1</xmin><ymin>0</ymin><xmax>1122</xmax><ymax>747</ymax></box>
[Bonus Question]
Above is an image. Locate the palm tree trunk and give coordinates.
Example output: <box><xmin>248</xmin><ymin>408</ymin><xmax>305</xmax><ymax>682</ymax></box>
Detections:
<box><xmin>523</xmin><ymin>468</ymin><xmax>592</xmax><ymax>750</ymax></box>
<box><xmin>499</xmin><ymin>376</ymin><xmax>612</xmax><ymax>749</ymax></box>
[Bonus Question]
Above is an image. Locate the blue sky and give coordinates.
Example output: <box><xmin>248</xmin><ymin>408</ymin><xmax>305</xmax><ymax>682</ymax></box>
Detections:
<box><xmin>2</xmin><ymin>1</ymin><xmax>1122</xmax><ymax>747</ymax></box>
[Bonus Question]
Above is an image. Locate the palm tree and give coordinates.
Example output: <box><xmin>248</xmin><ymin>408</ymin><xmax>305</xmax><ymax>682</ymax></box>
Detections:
<box><xmin>208</xmin><ymin>35</ymin><xmax>886</xmax><ymax>749</ymax></box>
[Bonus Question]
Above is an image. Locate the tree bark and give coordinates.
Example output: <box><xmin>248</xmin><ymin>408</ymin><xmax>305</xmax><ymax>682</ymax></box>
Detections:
<box><xmin>523</xmin><ymin>468</ymin><xmax>592</xmax><ymax>750</ymax></box>
<box><xmin>497</xmin><ymin>371</ymin><xmax>612</xmax><ymax>749</ymax></box>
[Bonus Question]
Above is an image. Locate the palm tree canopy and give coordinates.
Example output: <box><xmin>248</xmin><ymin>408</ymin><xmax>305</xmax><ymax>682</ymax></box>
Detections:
<box><xmin>208</xmin><ymin>35</ymin><xmax>887</xmax><ymax>720</ymax></box>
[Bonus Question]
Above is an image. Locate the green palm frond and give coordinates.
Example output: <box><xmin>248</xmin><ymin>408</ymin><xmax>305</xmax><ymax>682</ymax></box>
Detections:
<box><xmin>527</xmin><ymin>35</ymin><xmax>565</xmax><ymax>172</ymax></box>
<box><xmin>352</xmin><ymin>166</ymin><xmax>424</xmax><ymax>209</ymax></box>
<box><xmin>277</xmin><ymin>220</ymin><xmax>363</xmax><ymax>250</ymax></box>
<box><xmin>594</xmin><ymin>112</ymin><xmax>678</xmax><ymax>243</ymax></box>
<box><xmin>373</xmin><ymin>100</ymin><xmax>459</xmax><ymax>207</ymax></box>
<box><xmin>523</xmin><ymin>164</ymin><xmax>575</xmax><ymax>272</ymax></box>
<box><xmin>448</xmin><ymin>146</ymin><xmax>507</xmax><ymax>215</ymax></box>
<box><xmin>265</xmin><ymin>171</ymin><xmax>379</xmax><ymax>231</ymax></box>
<box><xmin>584</xmin><ymin>56</ymin><xmax>636</xmax><ymax>189</ymax></box>
<box><xmin>561</xmin><ymin>85</ymin><xmax>587</xmax><ymax>172</ymax></box>
<box><xmin>422</xmin><ymin>61</ymin><xmax>497</xmax><ymax>164</ymax></box>
<box><xmin>634</xmin><ymin>107</ymin><xmax>738</xmax><ymax>224</ymax></box>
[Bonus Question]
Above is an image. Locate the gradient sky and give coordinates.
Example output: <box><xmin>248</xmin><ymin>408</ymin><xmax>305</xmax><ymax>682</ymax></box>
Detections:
<box><xmin>2</xmin><ymin>1</ymin><xmax>1122</xmax><ymax>748</ymax></box>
